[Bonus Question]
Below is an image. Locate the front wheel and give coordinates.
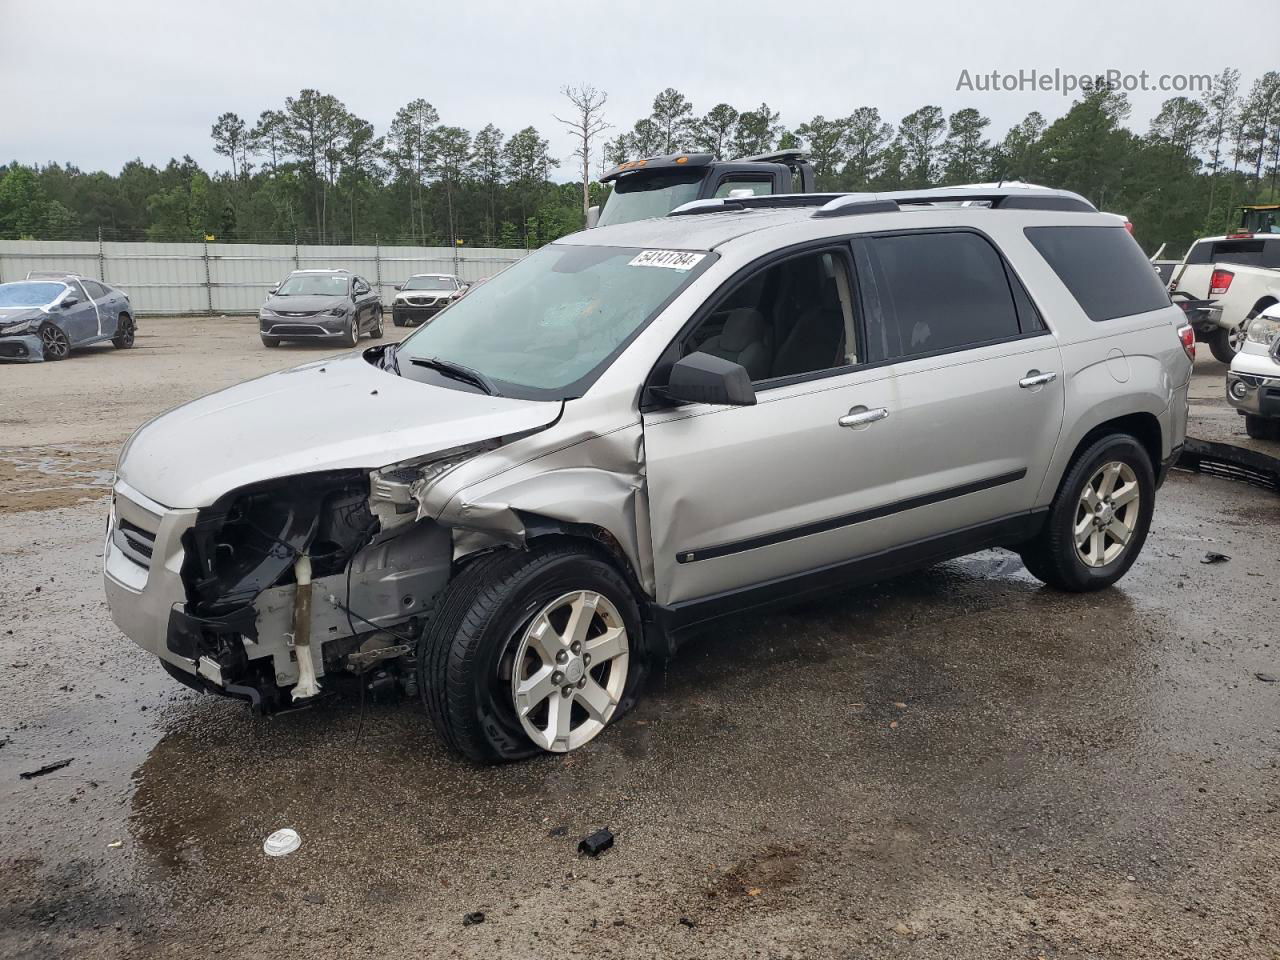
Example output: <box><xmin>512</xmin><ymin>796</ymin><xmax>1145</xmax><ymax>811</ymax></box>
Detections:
<box><xmin>419</xmin><ymin>544</ymin><xmax>646</xmax><ymax>763</ymax></box>
<box><xmin>369</xmin><ymin>307</ymin><xmax>384</xmax><ymax>340</ymax></box>
<box><xmin>261</xmin><ymin>334</ymin><xmax>280</xmax><ymax>348</ymax></box>
<box><xmin>1019</xmin><ymin>434</ymin><xmax>1155</xmax><ymax>592</ymax></box>
<box><xmin>343</xmin><ymin>314</ymin><xmax>359</xmax><ymax>348</ymax></box>
<box><xmin>38</xmin><ymin>322</ymin><xmax>70</xmax><ymax>361</ymax></box>
<box><xmin>1245</xmin><ymin>415</ymin><xmax>1280</xmax><ymax>441</ymax></box>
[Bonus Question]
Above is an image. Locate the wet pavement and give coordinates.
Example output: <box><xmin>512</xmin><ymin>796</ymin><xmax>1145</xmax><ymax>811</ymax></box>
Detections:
<box><xmin>1</xmin><ymin>469</ymin><xmax>1277</xmax><ymax>959</ymax></box>
<box><xmin>1</xmin><ymin>319</ymin><xmax>1278</xmax><ymax>958</ymax></box>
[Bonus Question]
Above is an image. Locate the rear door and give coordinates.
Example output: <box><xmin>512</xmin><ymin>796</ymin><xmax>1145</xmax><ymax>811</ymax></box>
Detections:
<box><xmin>852</xmin><ymin>229</ymin><xmax>1065</xmax><ymax>545</ymax></box>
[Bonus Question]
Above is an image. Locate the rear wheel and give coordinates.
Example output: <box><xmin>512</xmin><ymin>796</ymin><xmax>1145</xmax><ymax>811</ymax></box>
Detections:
<box><xmin>1019</xmin><ymin>434</ymin><xmax>1155</xmax><ymax>592</ymax></box>
<box><xmin>1244</xmin><ymin>415</ymin><xmax>1280</xmax><ymax>441</ymax></box>
<box><xmin>111</xmin><ymin>313</ymin><xmax>135</xmax><ymax>349</ymax></box>
<box><xmin>419</xmin><ymin>544</ymin><xmax>646</xmax><ymax>763</ymax></box>
<box><xmin>1208</xmin><ymin>317</ymin><xmax>1250</xmax><ymax>363</ymax></box>
<box><xmin>39</xmin><ymin>322</ymin><xmax>70</xmax><ymax>361</ymax></box>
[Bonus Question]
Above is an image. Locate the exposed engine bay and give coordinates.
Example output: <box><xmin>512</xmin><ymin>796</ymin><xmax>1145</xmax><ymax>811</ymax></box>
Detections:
<box><xmin>167</xmin><ymin>469</ymin><xmax>452</xmax><ymax>712</ymax></box>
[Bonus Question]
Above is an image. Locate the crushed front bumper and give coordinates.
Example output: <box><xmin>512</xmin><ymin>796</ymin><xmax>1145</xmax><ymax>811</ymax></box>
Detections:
<box><xmin>0</xmin><ymin>333</ymin><xmax>44</xmax><ymax>362</ymax></box>
<box><xmin>104</xmin><ymin>477</ymin><xmax>453</xmax><ymax>712</ymax></box>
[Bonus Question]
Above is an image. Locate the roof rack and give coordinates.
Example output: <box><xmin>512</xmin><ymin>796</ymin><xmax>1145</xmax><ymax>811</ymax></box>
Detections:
<box><xmin>733</xmin><ymin>148</ymin><xmax>810</xmax><ymax>165</ymax></box>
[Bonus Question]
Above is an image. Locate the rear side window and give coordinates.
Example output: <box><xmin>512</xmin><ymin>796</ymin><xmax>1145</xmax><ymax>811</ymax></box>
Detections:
<box><xmin>1025</xmin><ymin>226</ymin><xmax>1171</xmax><ymax>322</ymax></box>
<box><xmin>862</xmin><ymin>231</ymin><xmax>1024</xmax><ymax>361</ymax></box>
<box><xmin>1184</xmin><ymin>238</ymin><xmax>1280</xmax><ymax>268</ymax></box>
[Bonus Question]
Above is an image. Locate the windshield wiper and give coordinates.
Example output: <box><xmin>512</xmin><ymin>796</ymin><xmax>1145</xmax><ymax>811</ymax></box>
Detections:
<box><xmin>408</xmin><ymin>356</ymin><xmax>496</xmax><ymax>395</ymax></box>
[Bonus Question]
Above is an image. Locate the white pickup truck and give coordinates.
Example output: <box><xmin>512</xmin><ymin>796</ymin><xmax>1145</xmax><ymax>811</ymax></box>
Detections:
<box><xmin>1169</xmin><ymin>233</ymin><xmax>1280</xmax><ymax>362</ymax></box>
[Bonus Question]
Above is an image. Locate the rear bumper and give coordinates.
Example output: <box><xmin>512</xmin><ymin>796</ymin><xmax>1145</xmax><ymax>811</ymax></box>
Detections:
<box><xmin>0</xmin><ymin>334</ymin><xmax>44</xmax><ymax>362</ymax></box>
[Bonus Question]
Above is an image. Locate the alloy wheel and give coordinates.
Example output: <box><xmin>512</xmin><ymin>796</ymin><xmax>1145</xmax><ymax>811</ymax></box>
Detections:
<box><xmin>1228</xmin><ymin>320</ymin><xmax>1249</xmax><ymax>355</ymax></box>
<box><xmin>509</xmin><ymin>590</ymin><xmax>630</xmax><ymax>752</ymax></box>
<box><xmin>1073</xmin><ymin>461</ymin><xmax>1140</xmax><ymax>568</ymax></box>
<box><xmin>40</xmin><ymin>324</ymin><xmax>70</xmax><ymax>360</ymax></box>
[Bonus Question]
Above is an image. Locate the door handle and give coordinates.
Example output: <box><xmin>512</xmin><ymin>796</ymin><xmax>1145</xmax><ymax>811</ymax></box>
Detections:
<box><xmin>1018</xmin><ymin>370</ymin><xmax>1057</xmax><ymax>388</ymax></box>
<box><xmin>838</xmin><ymin>406</ymin><xmax>889</xmax><ymax>428</ymax></box>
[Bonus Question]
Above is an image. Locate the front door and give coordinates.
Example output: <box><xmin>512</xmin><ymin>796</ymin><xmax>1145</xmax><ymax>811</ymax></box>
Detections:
<box><xmin>59</xmin><ymin>280</ymin><xmax>100</xmax><ymax>344</ymax></box>
<box><xmin>643</xmin><ymin>245</ymin><xmax>909</xmax><ymax>606</ymax></box>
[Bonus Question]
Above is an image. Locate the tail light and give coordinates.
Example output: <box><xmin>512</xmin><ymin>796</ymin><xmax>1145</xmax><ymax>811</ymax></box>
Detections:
<box><xmin>1226</xmin><ymin>232</ymin><xmax>1253</xmax><ymax>239</ymax></box>
<box><xmin>1177</xmin><ymin>323</ymin><xmax>1196</xmax><ymax>362</ymax></box>
<box><xmin>1209</xmin><ymin>269</ymin><xmax>1234</xmax><ymax>296</ymax></box>
<box><xmin>1123</xmin><ymin>219</ymin><xmax>1135</xmax><ymax>235</ymax></box>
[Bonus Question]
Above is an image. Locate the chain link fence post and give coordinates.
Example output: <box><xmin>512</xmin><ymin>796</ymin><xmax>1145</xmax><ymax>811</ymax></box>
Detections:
<box><xmin>98</xmin><ymin>226</ymin><xmax>106</xmax><ymax>283</ymax></box>
<box><xmin>374</xmin><ymin>234</ymin><xmax>382</xmax><ymax>293</ymax></box>
<box><xmin>203</xmin><ymin>236</ymin><xmax>213</xmax><ymax>316</ymax></box>
<box><xmin>293</xmin><ymin>228</ymin><xmax>300</xmax><ymax>270</ymax></box>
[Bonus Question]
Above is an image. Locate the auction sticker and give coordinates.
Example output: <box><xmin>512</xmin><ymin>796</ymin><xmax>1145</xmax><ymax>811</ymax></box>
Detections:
<box><xmin>628</xmin><ymin>249</ymin><xmax>707</xmax><ymax>271</ymax></box>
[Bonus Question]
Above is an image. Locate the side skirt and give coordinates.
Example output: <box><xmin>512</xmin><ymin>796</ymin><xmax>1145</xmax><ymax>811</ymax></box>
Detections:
<box><xmin>649</xmin><ymin>510</ymin><xmax>1047</xmax><ymax>653</ymax></box>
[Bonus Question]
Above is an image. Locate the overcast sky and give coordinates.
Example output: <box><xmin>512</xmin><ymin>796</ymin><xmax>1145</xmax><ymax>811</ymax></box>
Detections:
<box><xmin>3</xmin><ymin>0</ymin><xmax>1276</xmax><ymax>179</ymax></box>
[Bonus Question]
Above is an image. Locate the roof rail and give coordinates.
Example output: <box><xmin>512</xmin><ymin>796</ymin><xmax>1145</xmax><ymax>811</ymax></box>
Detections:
<box><xmin>813</xmin><ymin>185</ymin><xmax>1096</xmax><ymax>218</ymax></box>
<box><xmin>669</xmin><ymin>193</ymin><xmax>844</xmax><ymax>216</ymax></box>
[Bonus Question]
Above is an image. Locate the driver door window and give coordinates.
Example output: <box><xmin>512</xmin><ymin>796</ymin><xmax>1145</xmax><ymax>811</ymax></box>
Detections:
<box><xmin>681</xmin><ymin>248</ymin><xmax>858</xmax><ymax>385</ymax></box>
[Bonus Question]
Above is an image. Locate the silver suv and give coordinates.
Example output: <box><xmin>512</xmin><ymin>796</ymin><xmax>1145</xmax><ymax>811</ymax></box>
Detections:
<box><xmin>105</xmin><ymin>186</ymin><xmax>1193</xmax><ymax>762</ymax></box>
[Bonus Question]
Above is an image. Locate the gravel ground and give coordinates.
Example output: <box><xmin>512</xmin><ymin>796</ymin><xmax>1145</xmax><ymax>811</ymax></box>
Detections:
<box><xmin>1</xmin><ymin>319</ymin><xmax>1278</xmax><ymax>959</ymax></box>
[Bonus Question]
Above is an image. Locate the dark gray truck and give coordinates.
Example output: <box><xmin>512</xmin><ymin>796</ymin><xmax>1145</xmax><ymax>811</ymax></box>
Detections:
<box><xmin>588</xmin><ymin>150</ymin><xmax>817</xmax><ymax>227</ymax></box>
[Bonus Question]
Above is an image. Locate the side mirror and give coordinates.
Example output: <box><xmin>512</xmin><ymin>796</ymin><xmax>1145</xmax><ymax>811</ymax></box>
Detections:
<box><xmin>394</xmin><ymin>284</ymin><xmax>403</xmax><ymax>291</ymax></box>
<box><xmin>585</xmin><ymin>205</ymin><xmax>600</xmax><ymax>229</ymax></box>
<box><xmin>653</xmin><ymin>352</ymin><xmax>756</xmax><ymax>407</ymax></box>
<box><xmin>61</xmin><ymin>296</ymin><xmax>80</xmax><ymax>308</ymax></box>
<box><xmin>268</xmin><ymin>285</ymin><xmax>279</xmax><ymax>294</ymax></box>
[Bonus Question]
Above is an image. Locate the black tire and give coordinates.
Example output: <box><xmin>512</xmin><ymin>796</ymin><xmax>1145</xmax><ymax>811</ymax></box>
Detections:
<box><xmin>419</xmin><ymin>543</ymin><xmax>648</xmax><ymax>764</ymax></box>
<box><xmin>369</xmin><ymin>307</ymin><xmax>384</xmax><ymax>340</ymax></box>
<box><xmin>1206</xmin><ymin>327</ymin><xmax>1237</xmax><ymax>364</ymax></box>
<box><xmin>38</xmin><ymin>322</ymin><xmax>70</xmax><ymax>361</ymax></box>
<box><xmin>344</xmin><ymin>314</ymin><xmax>359</xmax><ymax>348</ymax></box>
<box><xmin>261</xmin><ymin>334</ymin><xmax>280</xmax><ymax>348</ymax></box>
<box><xmin>111</xmin><ymin>312</ymin><xmax>135</xmax><ymax>349</ymax></box>
<box><xmin>1019</xmin><ymin>433</ymin><xmax>1156</xmax><ymax>592</ymax></box>
<box><xmin>1244</xmin><ymin>415</ymin><xmax>1280</xmax><ymax>441</ymax></box>
<box><xmin>392</xmin><ymin>313</ymin><xmax>405</xmax><ymax>327</ymax></box>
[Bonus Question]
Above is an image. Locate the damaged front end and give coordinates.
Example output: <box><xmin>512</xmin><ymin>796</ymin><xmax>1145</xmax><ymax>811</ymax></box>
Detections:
<box><xmin>169</xmin><ymin>470</ymin><xmax>451</xmax><ymax>711</ymax></box>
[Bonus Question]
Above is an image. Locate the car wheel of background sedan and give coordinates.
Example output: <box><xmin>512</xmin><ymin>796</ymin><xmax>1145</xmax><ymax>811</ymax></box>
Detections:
<box><xmin>344</xmin><ymin>314</ymin><xmax>359</xmax><ymax>348</ymax></box>
<box><xmin>419</xmin><ymin>543</ymin><xmax>647</xmax><ymax>763</ymax></box>
<box><xmin>1245</xmin><ymin>415</ymin><xmax>1280</xmax><ymax>441</ymax></box>
<box><xmin>261</xmin><ymin>335</ymin><xmax>280</xmax><ymax>348</ymax></box>
<box><xmin>1018</xmin><ymin>433</ymin><xmax>1155</xmax><ymax>592</ymax></box>
<box><xmin>39</xmin><ymin>322</ymin><xmax>71</xmax><ymax>361</ymax></box>
<box><xmin>111</xmin><ymin>313</ymin><xmax>135</xmax><ymax>349</ymax></box>
<box><xmin>369</xmin><ymin>307</ymin><xmax>384</xmax><ymax>340</ymax></box>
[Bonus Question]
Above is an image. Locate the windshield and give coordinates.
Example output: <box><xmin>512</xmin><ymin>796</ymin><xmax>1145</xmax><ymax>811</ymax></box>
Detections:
<box><xmin>404</xmin><ymin>276</ymin><xmax>455</xmax><ymax>291</ymax></box>
<box><xmin>395</xmin><ymin>244</ymin><xmax>714</xmax><ymax>399</ymax></box>
<box><xmin>597</xmin><ymin>170</ymin><xmax>705</xmax><ymax>227</ymax></box>
<box><xmin>276</xmin><ymin>274</ymin><xmax>350</xmax><ymax>297</ymax></box>
<box><xmin>0</xmin><ymin>281</ymin><xmax>67</xmax><ymax>308</ymax></box>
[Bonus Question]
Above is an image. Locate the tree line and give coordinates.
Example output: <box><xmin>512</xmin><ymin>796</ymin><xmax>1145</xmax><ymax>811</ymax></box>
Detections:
<box><xmin>1</xmin><ymin>69</ymin><xmax>1278</xmax><ymax>256</ymax></box>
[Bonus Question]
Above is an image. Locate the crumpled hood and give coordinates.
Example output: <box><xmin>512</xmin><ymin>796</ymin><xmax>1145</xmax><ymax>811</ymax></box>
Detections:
<box><xmin>118</xmin><ymin>353</ymin><xmax>562</xmax><ymax>508</ymax></box>
<box><xmin>0</xmin><ymin>306</ymin><xmax>44</xmax><ymax>330</ymax></box>
<box><xmin>262</xmin><ymin>294</ymin><xmax>347</xmax><ymax>314</ymax></box>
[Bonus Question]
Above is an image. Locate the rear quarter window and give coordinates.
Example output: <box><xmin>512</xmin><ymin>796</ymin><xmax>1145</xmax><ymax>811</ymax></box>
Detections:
<box><xmin>1025</xmin><ymin>226</ymin><xmax>1171</xmax><ymax>322</ymax></box>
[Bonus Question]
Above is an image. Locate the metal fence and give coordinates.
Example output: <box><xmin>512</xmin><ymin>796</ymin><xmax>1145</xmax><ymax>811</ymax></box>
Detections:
<box><xmin>0</xmin><ymin>237</ymin><xmax>529</xmax><ymax>315</ymax></box>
